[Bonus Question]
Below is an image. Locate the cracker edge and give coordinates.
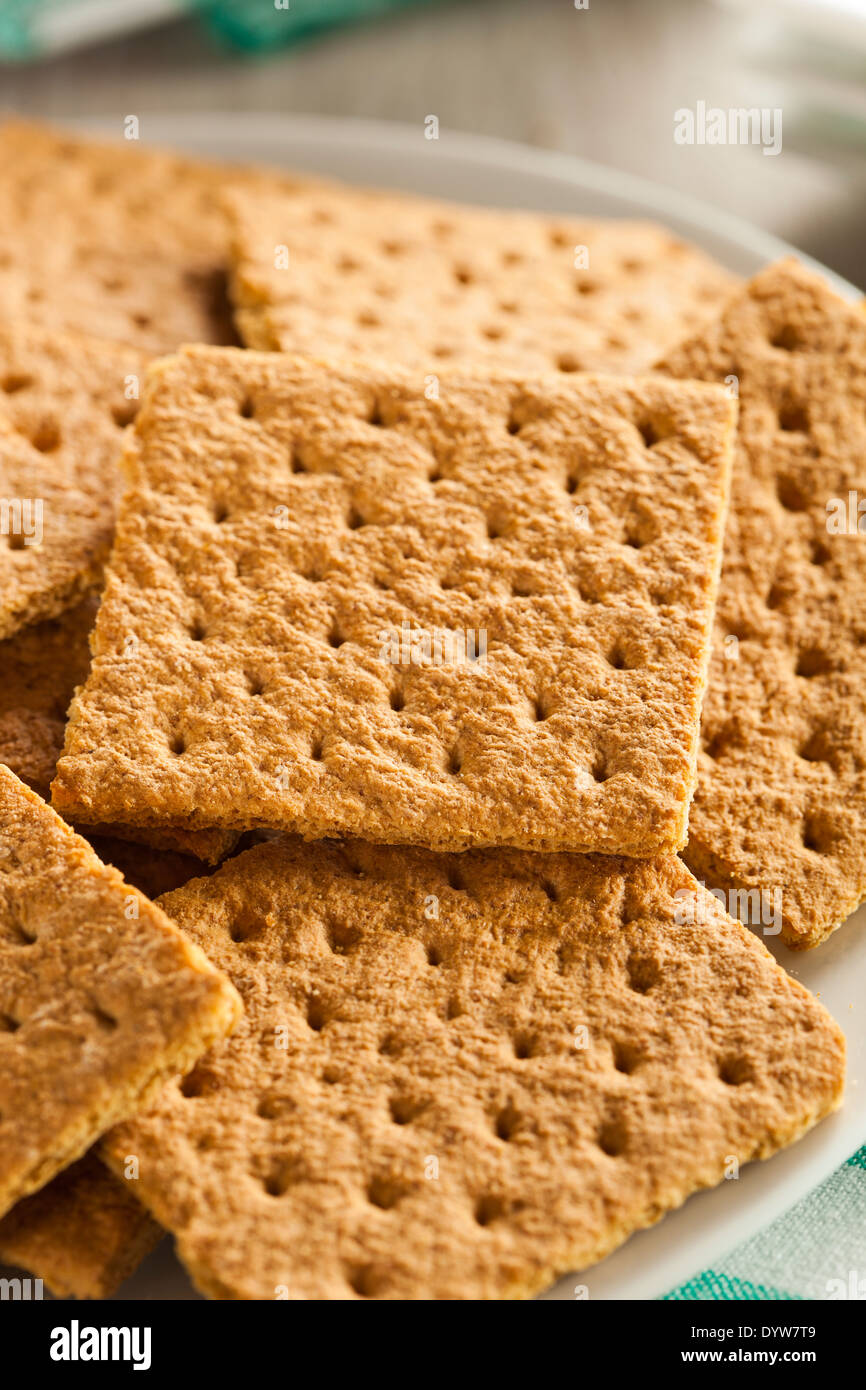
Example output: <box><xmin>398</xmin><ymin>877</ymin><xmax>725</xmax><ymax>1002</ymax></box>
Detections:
<box><xmin>0</xmin><ymin>771</ymin><xmax>243</xmax><ymax>1217</ymax></box>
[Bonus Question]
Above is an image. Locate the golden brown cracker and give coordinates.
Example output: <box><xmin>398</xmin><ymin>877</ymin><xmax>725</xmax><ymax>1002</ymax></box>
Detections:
<box><xmin>0</xmin><ymin>321</ymin><xmax>147</xmax><ymax>638</ymax></box>
<box><xmin>0</xmin><ymin>764</ymin><xmax>242</xmax><ymax>1219</ymax></box>
<box><xmin>0</xmin><ymin>120</ymin><xmax>301</xmax><ymax>354</ymax></box>
<box><xmin>51</xmin><ymin>348</ymin><xmax>735</xmax><ymax>857</ymax></box>
<box><xmin>0</xmin><ymin>595</ymin><xmax>240</xmax><ymax>864</ymax></box>
<box><xmin>227</xmin><ymin>181</ymin><xmax>736</xmax><ymax>374</ymax></box>
<box><xmin>659</xmin><ymin>258</ymin><xmax>866</xmax><ymax>947</ymax></box>
<box><xmin>102</xmin><ymin>837</ymin><xmax>844</xmax><ymax>1301</ymax></box>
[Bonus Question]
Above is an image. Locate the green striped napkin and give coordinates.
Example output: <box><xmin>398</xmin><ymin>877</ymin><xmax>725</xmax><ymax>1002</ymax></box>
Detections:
<box><xmin>666</xmin><ymin>1146</ymin><xmax>866</xmax><ymax>1300</ymax></box>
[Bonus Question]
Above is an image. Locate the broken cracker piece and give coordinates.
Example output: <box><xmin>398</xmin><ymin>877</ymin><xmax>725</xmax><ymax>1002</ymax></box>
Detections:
<box><xmin>0</xmin><ymin>764</ymin><xmax>242</xmax><ymax>1219</ymax></box>
<box><xmin>102</xmin><ymin>836</ymin><xmax>844</xmax><ymax>1301</ymax></box>
<box><xmin>52</xmin><ymin>348</ymin><xmax>735</xmax><ymax>857</ymax></box>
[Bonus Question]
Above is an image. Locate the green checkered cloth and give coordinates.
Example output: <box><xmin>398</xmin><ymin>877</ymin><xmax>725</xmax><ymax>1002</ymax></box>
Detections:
<box><xmin>665</xmin><ymin>1146</ymin><xmax>866</xmax><ymax>1300</ymax></box>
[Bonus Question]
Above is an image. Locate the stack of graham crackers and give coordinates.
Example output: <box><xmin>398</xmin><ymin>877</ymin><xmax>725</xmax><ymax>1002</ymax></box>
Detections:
<box><xmin>0</xmin><ymin>118</ymin><xmax>860</xmax><ymax>1301</ymax></box>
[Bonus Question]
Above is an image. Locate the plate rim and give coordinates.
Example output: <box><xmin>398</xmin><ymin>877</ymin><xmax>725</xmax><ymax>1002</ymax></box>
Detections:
<box><xmin>72</xmin><ymin>109</ymin><xmax>861</xmax><ymax>298</ymax></box>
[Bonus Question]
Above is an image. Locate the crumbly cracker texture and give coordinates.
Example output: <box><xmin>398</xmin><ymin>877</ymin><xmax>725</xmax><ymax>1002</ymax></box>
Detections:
<box><xmin>52</xmin><ymin>348</ymin><xmax>735</xmax><ymax>857</ymax></box>
<box><xmin>0</xmin><ymin>764</ymin><xmax>242</xmax><ymax>1219</ymax></box>
<box><xmin>102</xmin><ymin>837</ymin><xmax>844</xmax><ymax>1301</ymax></box>
<box><xmin>227</xmin><ymin>182</ymin><xmax>736</xmax><ymax>374</ymax></box>
<box><xmin>660</xmin><ymin>258</ymin><xmax>866</xmax><ymax>947</ymax></box>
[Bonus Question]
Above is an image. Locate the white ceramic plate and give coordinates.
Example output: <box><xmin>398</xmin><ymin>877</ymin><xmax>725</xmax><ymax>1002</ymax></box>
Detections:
<box><xmin>49</xmin><ymin>114</ymin><xmax>866</xmax><ymax>1300</ymax></box>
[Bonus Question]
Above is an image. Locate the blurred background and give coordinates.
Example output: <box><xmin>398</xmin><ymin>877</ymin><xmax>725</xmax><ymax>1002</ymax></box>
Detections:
<box><xmin>0</xmin><ymin>0</ymin><xmax>863</xmax><ymax>284</ymax></box>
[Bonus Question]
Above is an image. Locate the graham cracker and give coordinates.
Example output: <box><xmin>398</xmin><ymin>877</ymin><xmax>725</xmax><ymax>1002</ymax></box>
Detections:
<box><xmin>659</xmin><ymin>258</ymin><xmax>866</xmax><ymax>948</ymax></box>
<box><xmin>0</xmin><ymin>120</ymin><xmax>302</xmax><ymax>354</ymax></box>
<box><xmin>52</xmin><ymin>348</ymin><xmax>736</xmax><ymax>857</ymax></box>
<box><xmin>0</xmin><ymin>602</ymin><xmax>204</xmax><ymax>1303</ymax></box>
<box><xmin>0</xmin><ymin>596</ymin><xmax>239</xmax><ymax>865</ymax></box>
<box><xmin>102</xmin><ymin>836</ymin><xmax>844</xmax><ymax>1301</ymax></box>
<box><xmin>0</xmin><ymin>764</ymin><xmax>242</xmax><ymax>1219</ymax></box>
<box><xmin>0</xmin><ymin>1150</ymin><xmax>161</xmax><ymax>1299</ymax></box>
<box><xmin>0</xmin><ymin>320</ymin><xmax>147</xmax><ymax>639</ymax></box>
<box><xmin>226</xmin><ymin>181</ymin><xmax>736</xmax><ymax>374</ymax></box>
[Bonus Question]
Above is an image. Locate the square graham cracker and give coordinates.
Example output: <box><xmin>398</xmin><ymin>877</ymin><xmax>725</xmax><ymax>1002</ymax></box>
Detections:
<box><xmin>0</xmin><ymin>764</ymin><xmax>242</xmax><ymax>1219</ymax></box>
<box><xmin>0</xmin><ymin>321</ymin><xmax>147</xmax><ymax>639</ymax></box>
<box><xmin>226</xmin><ymin>182</ymin><xmax>737</xmax><ymax>375</ymax></box>
<box><xmin>101</xmin><ymin>837</ymin><xmax>844</xmax><ymax>1301</ymax></box>
<box><xmin>52</xmin><ymin>349</ymin><xmax>736</xmax><ymax>857</ymax></box>
<box><xmin>659</xmin><ymin>259</ymin><xmax>866</xmax><ymax>948</ymax></box>
<box><xmin>0</xmin><ymin>1149</ymin><xmax>161</xmax><ymax>1300</ymax></box>
<box><xmin>0</xmin><ymin>596</ymin><xmax>238</xmax><ymax>866</ymax></box>
<box><xmin>0</xmin><ymin>120</ymin><xmax>304</xmax><ymax>354</ymax></box>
